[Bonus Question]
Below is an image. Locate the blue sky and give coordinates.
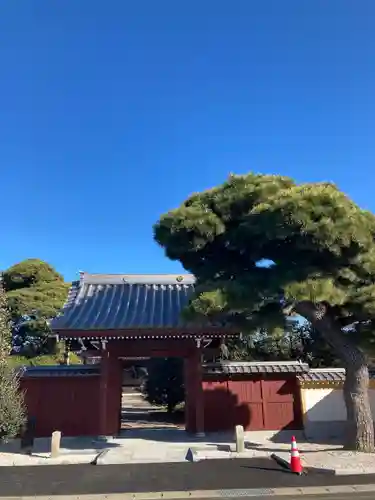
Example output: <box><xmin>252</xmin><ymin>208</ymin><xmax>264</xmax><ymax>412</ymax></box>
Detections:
<box><xmin>1</xmin><ymin>1</ymin><xmax>374</xmax><ymax>281</ymax></box>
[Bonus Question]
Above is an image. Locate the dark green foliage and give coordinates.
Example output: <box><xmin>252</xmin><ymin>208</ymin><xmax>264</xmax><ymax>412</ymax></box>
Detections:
<box><xmin>154</xmin><ymin>172</ymin><xmax>375</xmax><ymax>451</ymax></box>
<box><xmin>3</xmin><ymin>259</ymin><xmax>69</xmax><ymax>357</ymax></box>
<box><xmin>0</xmin><ymin>282</ymin><xmax>26</xmax><ymax>442</ymax></box>
<box><xmin>301</xmin><ymin>324</ymin><xmax>341</xmax><ymax>368</ymax></box>
<box><xmin>0</xmin><ymin>281</ymin><xmax>11</xmax><ymax>358</ymax></box>
<box><xmin>143</xmin><ymin>358</ymin><xmax>184</xmax><ymax>412</ymax></box>
<box><xmin>154</xmin><ymin>173</ymin><xmax>375</xmax><ymax>349</ymax></box>
<box><xmin>155</xmin><ymin>174</ymin><xmax>374</xmax><ymax>328</ymax></box>
<box><xmin>220</xmin><ymin>322</ymin><xmax>340</xmax><ymax>367</ymax></box>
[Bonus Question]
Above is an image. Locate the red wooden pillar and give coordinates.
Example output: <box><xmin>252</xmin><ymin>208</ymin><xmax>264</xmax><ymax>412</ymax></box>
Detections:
<box><xmin>184</xmin><ymin>356</ymin><xmax>195</xmax><ymax>433</ymax></box>
<box><xmin>107</xmin><ymin>355</ymin><xmax>123</xmax><ymax>435</ymax></box>
<box><xmin>184</xmin><ymin>346</ymin><xmax>205</xmax><ymax>436</ymax></box>
<box><xmin>99</xmin><ymin>348</ymin><xmax>110</xmax><ymax>436</ymax></box>
<box><xmin>99</xmin><ymin>345</ymin><xmax>123</xmax><ymax>437</ymax></box>
<box><xmin>194</xmin><ymin>347</ymin><xmax>205</xmax><ymax>436</ymax></box>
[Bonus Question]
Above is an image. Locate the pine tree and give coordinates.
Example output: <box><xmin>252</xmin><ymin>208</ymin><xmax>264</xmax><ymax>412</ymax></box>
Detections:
<box><xmin>144</xmin><ymin>358</ymin><xmax>184</xmax><ymax>412</ymax></box>
<box><xmin>155</xmin><ymin>172</ymin><xmax>375</xmax><ymax>452</ymax></box>
<box><xmin>3</xmin><ymin>259</ymin><xmax>69</xmax><ymax>357</ymax></box>
<box><xmin>0</xmin><ymin>279</ymin><xmax>26</xmax><ymax>442</ymax></box>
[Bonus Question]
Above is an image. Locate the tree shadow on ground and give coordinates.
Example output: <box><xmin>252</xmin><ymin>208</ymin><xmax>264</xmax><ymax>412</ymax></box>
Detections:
<box><xmin>240</xmin><ymin>461</ymin><xmax>336</xmax><ymax>476</ymax></box>
<box><xmin>243</xmin><ymin>440</ymin><xmax>342</xmax><ymax>454</ymax></box>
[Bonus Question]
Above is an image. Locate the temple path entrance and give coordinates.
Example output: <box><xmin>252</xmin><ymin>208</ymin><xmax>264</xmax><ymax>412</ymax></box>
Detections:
<box><xmin>121</xmin><ymin>387</ymin><xmax>184</xmax><ymax>431</ymax></box>
<box><xmin>120</xmin><ymin>358</ymin><xmax>185</xmax><ymax>432</ymax></box>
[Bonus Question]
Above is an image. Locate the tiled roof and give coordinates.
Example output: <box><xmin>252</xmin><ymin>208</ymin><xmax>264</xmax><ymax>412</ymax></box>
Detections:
<box><xmin>51</xmin><ymin>273</ymin><xmax>234</xmax><ymax>335</ymax></box>
<box><xmin>297</xmin><ymin>368</ymin><xmax>346</xmax><ymax>382</ymax></box>
<box><xmin>18</xmin><ymin>365</ymin><xmax>100</xmax><ymax>378</ymax></box>
<box><xmin>203</xmin><ymin>361</ymin><xmax>310</xmax><ymax>375</ymax></box>
<box><xmin>298</xmin><ymin>368</ymin><xmax>375</xmax><ymax>382</ymax></box>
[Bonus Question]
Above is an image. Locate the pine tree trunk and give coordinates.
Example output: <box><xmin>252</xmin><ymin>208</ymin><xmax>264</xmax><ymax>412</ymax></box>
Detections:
<box><xmin>295</xmin><ymin>301</ymin><xmax>375</xmax><ymax>452</ymax></box>
<box><xmin>343</xmin><ymin>361</ymin><xmax>374</xmax><ymax>452</ymax></box>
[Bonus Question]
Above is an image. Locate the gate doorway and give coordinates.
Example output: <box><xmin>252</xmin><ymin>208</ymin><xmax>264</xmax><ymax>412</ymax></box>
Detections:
<box><xmin>120</xmin><ymin>357</ymin><xmax>185</xmax><ymax>432</ymax></box>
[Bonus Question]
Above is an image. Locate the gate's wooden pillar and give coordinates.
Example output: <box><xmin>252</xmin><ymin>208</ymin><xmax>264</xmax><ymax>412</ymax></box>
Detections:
<box><xmin>194</xmin><ymin>347</ymin><xmax>205</xmax><ymax>436</ymax></box>
<box><xmin>99</xmin><ymin>348</ymin><xmax>110</xmax><ymax>436</ymax></box>
<box><xmin>99</xmin><ymin>345</ymin><xmax>123</xmax><ymax>437</ymax></box>
<box><xmin>184</xmin><ymin>345</ymin><xmax>205</xmax><ymax>436</ymax></box>
<box><xmin>184</xmin><ymin>356</ymin><xmax>195</xmax><ymax>434</ymax></box>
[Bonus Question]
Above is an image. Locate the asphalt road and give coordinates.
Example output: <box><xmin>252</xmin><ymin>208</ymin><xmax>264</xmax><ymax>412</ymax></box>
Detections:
<box><xmin>0</xmin><ymin>458</ymin><xmax>375</xmax><ymax>497</ymax></box>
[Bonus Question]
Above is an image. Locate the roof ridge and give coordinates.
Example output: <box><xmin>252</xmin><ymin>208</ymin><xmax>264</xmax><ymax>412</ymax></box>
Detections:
<box><xmin>80</xmin><ymin>272</ymin><xmax>196</xmax><ymax>285</ymax></box>
<box><xmin>309</xmin><ymin>367</ymin><xmax>345</xmax><ymax>372</ymax></box>
<box><xmin>80</xmin><ymin>272</ymin><xmax>194</xmax><ymax>277</ymax></box>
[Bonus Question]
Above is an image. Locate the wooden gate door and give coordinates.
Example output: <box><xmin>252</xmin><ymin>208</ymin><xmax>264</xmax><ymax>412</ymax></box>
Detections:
<box><xmin>203</xmin><ymin>380</ymin><xmax>233</xmax><ymax>432</ymax></box>
<box><xmin>227</xmin><ymin>378</ymin><xmax>264</xmax><ymax>430</ymax></box>
<box><xmin>261</xmin><ymin>378</ymin><xmax>302</xmax><ymax>430</ymax></box>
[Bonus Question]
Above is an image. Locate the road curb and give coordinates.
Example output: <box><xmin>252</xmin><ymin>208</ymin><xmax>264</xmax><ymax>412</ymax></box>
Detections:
<box><xmin>1</xmin><ymin>484</ymin><xmax>375</xmax><ymax>499</ymax></box>
<box><xmin>334</xmin><ymin>469</ymin><xmax>375</xmax><ymax>475</ymax></box>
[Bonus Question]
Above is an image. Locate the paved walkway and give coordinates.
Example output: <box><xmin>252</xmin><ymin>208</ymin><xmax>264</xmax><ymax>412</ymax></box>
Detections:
<box><xmin>0</xmin><ymin>436</ymin><xmax>105</xmax><ymax>466</ymax></box>
<box><xmin>95</xmin><ymin>429</ymin><xmax>375</xmax><ymax>475</ymax></box>
<box><xmin>233</xmin><ymin>431</ymin><xmax>375</xmax><ymax>476</ymax></box>
<box><xmin>121</xmin><ymin>389</ymin><xmax>182</xmax><ymax>430</ymax></box>
<box><xmin>2</xmin><ymin>428</ymin><xmax>374</xmax><ymax>476</ymax></box>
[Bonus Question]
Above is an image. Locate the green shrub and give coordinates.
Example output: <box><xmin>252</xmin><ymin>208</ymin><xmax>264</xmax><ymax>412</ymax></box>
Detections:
<box><xmin>0</xmin><ymin>362</ymin><xmax>26</xmax><ymax>442</ymax></box>
<box><xmin>0</xmin><ymin>281</ymin><xmax>26</xmax><ymax>442</ymax></box>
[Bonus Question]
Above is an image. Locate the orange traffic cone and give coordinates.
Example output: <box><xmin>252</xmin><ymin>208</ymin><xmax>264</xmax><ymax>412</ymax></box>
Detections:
<box><xmin>290</xmin><ymin>435</ymin><xmax>303</xmax><ymax>475</ymax></box>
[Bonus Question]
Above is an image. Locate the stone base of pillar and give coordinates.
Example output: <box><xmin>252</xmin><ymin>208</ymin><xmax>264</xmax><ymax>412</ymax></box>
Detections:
<box><xmin>95</xmin><ymin>435</ymin><xmax>109</xmax><ymax>442</ymax></box>
<box><xmin>195</xmin><ymin>432</ymin><xmax>206</xmax><ymax>438</ymax></box>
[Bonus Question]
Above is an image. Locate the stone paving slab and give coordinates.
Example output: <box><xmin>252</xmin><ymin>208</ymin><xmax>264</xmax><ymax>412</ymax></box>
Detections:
<box><xmin>239</xmin><ymin>435</ymin><xmax>375</xmax><ymax>476</ymax></box>
<box><xmin>1</xmin><ymin>429</ymin><xmax>375</xmax><ymax>476</ymax></box>
<box><xmin>0</xmin><ymin>437</ymin><xmax>106</xmax><ymax>466</ymax></box>
<box><xmin>0</xmin><ymin>451</ymin><xmax>99</xmax><ymax>466</ymax></box>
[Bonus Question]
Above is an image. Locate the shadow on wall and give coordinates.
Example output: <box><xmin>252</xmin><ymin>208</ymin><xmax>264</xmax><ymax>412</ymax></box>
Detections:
<box><xmin>203</xmin><ymin>387</ymin><xmax>251</xmax><ymax>433</ymax></box>
<box><xmin>300</xmin><ymin>385</ymin><xmax>375</xmax><ymax>443</ymax></box>
<box><xmin>203</xmin><ymin>375</ymin><xmax>302</xmax><ymax>434</ymax></box>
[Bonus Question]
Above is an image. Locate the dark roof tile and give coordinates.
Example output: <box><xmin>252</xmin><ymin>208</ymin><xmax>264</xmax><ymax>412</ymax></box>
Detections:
<box><xmin>204</xmin><ymin>361</ymin><xmax>309</xmax><ymax>375</ymax></box>
<box><xmin>18</xmin><ymin>365</ymin><xmax>100</xmax><ymax>378</ymax></box>
<box><xmin>51</xmin><ymin>273</ymin><xmax>207</xmax><ymax>331</ymax></box>
<box><xmin>297</xmin><ymin>369</ymin><xmax>346</xmax><ymax>382</ymax></box>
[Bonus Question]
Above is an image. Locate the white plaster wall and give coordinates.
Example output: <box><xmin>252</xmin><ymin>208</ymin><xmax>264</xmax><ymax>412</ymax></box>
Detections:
<box><xmin>303</xmin><ymin>387</ymin><xmax>375</xmax><ymax>423</ymax></box>
<box><xmin>303</xmin><ymin>388</ymin><xmax>346</xmax><ymax>422</ymax></box>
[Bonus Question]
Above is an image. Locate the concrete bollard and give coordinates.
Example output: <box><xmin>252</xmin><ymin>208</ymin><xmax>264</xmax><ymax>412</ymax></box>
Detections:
<box><xmin>50</xmin><ymin>430</ymin><xmax>61</xmax><ymax>458</ymax></box>
<box><xmin>235</xmin><ymin>424</ymin><xmax>245</xmax><ymax>453</ymax></box>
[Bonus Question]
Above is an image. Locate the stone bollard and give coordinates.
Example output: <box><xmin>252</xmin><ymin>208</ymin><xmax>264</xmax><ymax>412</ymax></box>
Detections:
<box><xmin>50</xmin><ymin>430</ymin><xmax>61</xmax><ymax>458</ymax></box>
<box><xmin>235</xmin><ymin>425</ymin><xmax>245</xmax><ymax>453</ymax></box>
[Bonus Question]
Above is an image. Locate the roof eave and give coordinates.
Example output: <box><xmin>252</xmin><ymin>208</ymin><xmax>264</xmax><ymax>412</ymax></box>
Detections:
<box><xmin>52</xmin><ymin>325</ymin><xmax>238</xmax><ymax>333</ymax></box>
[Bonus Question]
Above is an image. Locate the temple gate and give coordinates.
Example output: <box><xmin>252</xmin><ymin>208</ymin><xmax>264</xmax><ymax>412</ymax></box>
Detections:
<box><xmin>51</xmin><ymin>272</ymin><xmax>237</xmax><ymax>436</ymax></box>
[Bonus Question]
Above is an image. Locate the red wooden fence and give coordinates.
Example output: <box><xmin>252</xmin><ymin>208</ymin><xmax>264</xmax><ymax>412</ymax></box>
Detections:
<box><xmin>18</xmin><ymin>365</ymin><xmax>303</xmax><ymax>438</ymax></box>
<box><xmin>202</xmin><ymin>374</ymin><xmax>302</xmax><ymax>432</ymax></box>
<box><xmin>20</xmin><ymin>367</ymin><xmax>101</xmax><ymax>437</ymax></box>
